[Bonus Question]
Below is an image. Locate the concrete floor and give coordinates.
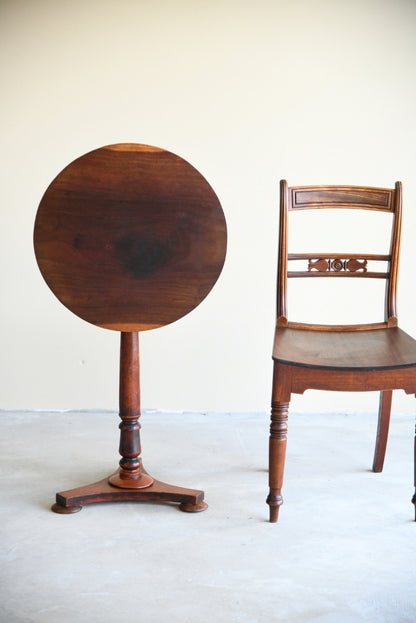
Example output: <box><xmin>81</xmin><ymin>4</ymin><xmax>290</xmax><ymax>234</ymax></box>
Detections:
<box><xmin>1</xmin><ymin>409</ymin><xmax>415</xmax><ymax>623</ymax></box>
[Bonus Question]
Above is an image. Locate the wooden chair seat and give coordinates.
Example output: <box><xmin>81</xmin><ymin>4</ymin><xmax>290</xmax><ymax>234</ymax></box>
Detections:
<box><xmin>273</xmin><ymin>326</ymin><xmax>416</xmax><ymax>371</ymax></box>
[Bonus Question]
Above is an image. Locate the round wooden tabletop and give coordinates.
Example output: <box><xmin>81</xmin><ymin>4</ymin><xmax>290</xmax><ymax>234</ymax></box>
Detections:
<box><xmin>34</xmin><ymin>144</ymin><xmax>227</xmax><ymax>331</ymax></box>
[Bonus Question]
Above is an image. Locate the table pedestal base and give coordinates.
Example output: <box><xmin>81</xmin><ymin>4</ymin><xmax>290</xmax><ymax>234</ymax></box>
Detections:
<box><xmin>51</xmin><ymin>469</ymin><xmax>207</xmax><ymax>514</ymax></box>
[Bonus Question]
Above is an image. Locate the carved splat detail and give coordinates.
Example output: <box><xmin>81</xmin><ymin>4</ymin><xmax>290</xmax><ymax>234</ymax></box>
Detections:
<box><xmin>308</xmin><ymin>259</ymin><xmax>329</xmax><ymax>272</ymax></box>
<box><xmin>345</xmin><ymin>258</ymin><xmax>367</xmax><ymax>272</ymax></box>
<box><xmin>331</xmin><ymin>259</ymin><xmax>344</xmax><ymax>272</ymax></box>
<box><xmin>307</xmin><ymin>257</ymin><xmax>368</xmax><ymax>273</ymax></box>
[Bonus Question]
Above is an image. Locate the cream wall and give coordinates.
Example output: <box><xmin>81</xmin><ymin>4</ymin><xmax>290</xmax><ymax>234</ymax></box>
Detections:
<box><xmin>2</xmin><ymin>0</ymin><xmax>416</xmax><ymax>413</ymax></box>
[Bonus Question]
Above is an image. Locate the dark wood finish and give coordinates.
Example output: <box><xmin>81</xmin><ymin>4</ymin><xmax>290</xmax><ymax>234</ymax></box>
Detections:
<box><xmin>276</xmin><ymin>180</ymin><xmax>289</xmax><ymax>325</ymax></box>
<box><xmin>34</xmin><ymin>143</ymin><xmax>227</xmax><ymax>515</ymax></box>
<box><xmin>278</xmin><ymin>181</ymin><xmax>402</xmax><ymax>329</ymax></box>
<box><xmin>373</xmin><ymin>391</ymin><xmax>392</xmax><ymax>473</ymax></box>
<box><xmin>289</xmin><ymin>253</ymin><xmax>391</xmax><ymax>260</ymax></box>
<box><xmin>51</xmin><ymin>472</ymin><xmax>206</xmax><ymax>513</ymax></box>
<box><xmin>413</xmin><ymin>426</ymin><xmax>416</xmax><ymax>520</ymax></box>
<box><xmin>284</xmin><ymin>365</ymin><xmax>416</xmax><ymax>396</ymax></box>
<box><xmin>108</xmin><ymin>332</ymin><xmax>153</xmax><ymax>489</ymax></box>
<box><xmin>287</xmin><ymin>271</ymin><xmax>389</xmax><ymax>279</ymax></box>
<box><xmin>290</xmin><ymin>186</ymin><xmax>394</xmax><ymax>211</ymax></box>
<box><xmin>34</xmin><ymin>143</ymin><xmax>227</xmax><ymax>332</ymax></box>
<box><xmin>288</xmin><ymin>253</ymin><xmax>388</xmax><ymax>279</ymax></box>
<box><xmin>308</xmin><ymin>257</ymin><xmax>369</xmax><ymax>272</ymax></box>
<box><xmin>273</xmin><ymin>326</ymin><xmax>416</xmax><ymax>371</ymax></box>
<box><xmin>269</xmin><ymin>180</ymin><xmax>416</xmax><ymax>522</ymax></box>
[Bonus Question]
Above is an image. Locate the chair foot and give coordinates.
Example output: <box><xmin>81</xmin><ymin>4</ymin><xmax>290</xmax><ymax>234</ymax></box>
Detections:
<box><xmin>267</xmin><ymin>491</ymin><xmax>282</xmax><ymax>523</ymax></box>
<box><xmin>412</xmin><ymin>493</ymin><xmax>416</xmax><ymax>521</ymax></box>
<box><xmin>269</xmin><ymin>506</ymin><xmax>280</xmax><ymax>523</ymax></box>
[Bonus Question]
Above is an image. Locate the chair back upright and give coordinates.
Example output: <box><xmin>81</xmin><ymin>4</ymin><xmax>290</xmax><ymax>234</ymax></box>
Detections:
<box><xmin>276</xmin><ymin>180</ymin><xmax>402</xmax><ymax>331</ymax></box>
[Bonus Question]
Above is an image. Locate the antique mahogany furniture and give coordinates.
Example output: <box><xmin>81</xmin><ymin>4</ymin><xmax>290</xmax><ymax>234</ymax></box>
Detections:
<box><xmin>34</xmin><ymin>143</ymin><xmax>227</xmax><ymax>514</ymax></box>
<box><xmin>268</xmin><ymin>180</ymin><xmax>416</xmax><ymax>522</ymax></box>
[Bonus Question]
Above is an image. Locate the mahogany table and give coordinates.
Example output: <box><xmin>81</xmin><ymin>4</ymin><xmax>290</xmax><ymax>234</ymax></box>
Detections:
<box><xmin>34</xmin><ymin>143</ymin><xmax>227</xmax><ymax>514</ymax></box>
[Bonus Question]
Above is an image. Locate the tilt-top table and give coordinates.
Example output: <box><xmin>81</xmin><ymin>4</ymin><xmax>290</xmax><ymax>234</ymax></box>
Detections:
<box><xmin>34</xmin><ymin>143</ymin><xmax>227</xmax><ymax>514</ymax></box>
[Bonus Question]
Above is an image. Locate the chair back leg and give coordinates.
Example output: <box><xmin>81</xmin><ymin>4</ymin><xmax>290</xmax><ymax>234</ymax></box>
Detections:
<box><xmin>373</xmin><ymin>390</ymin><xmax>393</xmax><ymax>472</ymax></box>
<box><xmin>413</xmin><ymin>416</ymin><xmax>416</xmax><ymax>521</ymax></box>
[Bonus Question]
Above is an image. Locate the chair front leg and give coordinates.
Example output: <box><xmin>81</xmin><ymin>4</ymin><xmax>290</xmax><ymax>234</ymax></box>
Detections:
<box><xmin>267</xmin><ymin>362</ymin><xmax>291</xmax><ymax>522</ymax></box>
<box><xmin>373</xmin><ymin>390</ymin><xmax>392</xmax><ymax>472</ymax></box>
<box><xmin>267</xmin><ymin>398</ymin><xmax>290</xmax><ymax>522</ymax></box>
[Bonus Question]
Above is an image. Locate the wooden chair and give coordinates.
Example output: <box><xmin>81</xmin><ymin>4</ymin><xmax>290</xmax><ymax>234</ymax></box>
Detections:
<box><xmin>34</xmin><ymin>143</ymin><xmax>227</xmax><ymax>514</ymax></box>
<box><xmin>267</xmin><ymin>180</ymin><xmax>416</xmax><ymax>522</ymax></box>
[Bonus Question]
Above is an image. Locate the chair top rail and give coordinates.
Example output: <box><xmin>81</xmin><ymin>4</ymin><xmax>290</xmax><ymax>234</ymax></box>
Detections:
<box><xmin>289</xmin><ymin>185</ymin><xmax>395</xmax><ymax>212</ymax></box>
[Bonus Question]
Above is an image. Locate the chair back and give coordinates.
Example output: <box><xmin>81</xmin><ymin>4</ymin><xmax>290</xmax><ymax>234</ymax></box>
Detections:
<box><xmin>277</xmin><ymin>181</ymin><xmax>402</xmax><ymax>330</ymax></box>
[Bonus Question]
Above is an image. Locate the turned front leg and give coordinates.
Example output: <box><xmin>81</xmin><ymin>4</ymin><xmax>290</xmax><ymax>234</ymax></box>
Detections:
<box><xmin>267</xmin><ymin>399</ymin><xmax>290</xmax><ymax>523</ymax></box>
